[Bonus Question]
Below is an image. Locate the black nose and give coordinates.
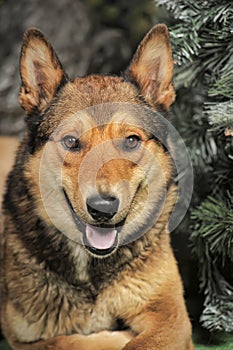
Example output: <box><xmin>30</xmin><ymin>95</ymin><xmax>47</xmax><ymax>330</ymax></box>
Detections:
<box><xmin>87</xmin><ymin>195</ymin><xmax>119</xmax><ymax>221</ymax></box>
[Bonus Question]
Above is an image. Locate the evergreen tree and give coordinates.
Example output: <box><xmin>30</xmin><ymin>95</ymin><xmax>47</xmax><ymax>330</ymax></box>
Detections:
<box><xmin>157</xmin><ymin>0</ymin><xmax>233</xmax><ymax>332</ymax></box>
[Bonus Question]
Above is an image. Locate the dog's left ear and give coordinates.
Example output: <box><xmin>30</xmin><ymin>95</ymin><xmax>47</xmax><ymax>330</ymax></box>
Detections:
<box><xmin>127</xmin><ymin>24</ymin><xmax>175</xmax><ymax>110</ymax></box>
<box><xmin>19</xmin><ymin>28</ymin><xmax>68</xmax><ymax>115</ymax></box>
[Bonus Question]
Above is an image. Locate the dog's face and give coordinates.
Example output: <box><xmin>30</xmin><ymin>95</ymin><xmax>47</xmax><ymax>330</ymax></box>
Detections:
<box><xmin>19</xmin><ymin>25</ymin><xmax>175</xmax><ymax>257</ymax></box>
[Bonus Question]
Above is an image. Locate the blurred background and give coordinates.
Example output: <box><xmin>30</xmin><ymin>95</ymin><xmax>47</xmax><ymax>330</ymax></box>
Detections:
<box><xmin>0</xmin><ymin>0</ymin><xmax>159</xmax><ymax>135</ymax></box>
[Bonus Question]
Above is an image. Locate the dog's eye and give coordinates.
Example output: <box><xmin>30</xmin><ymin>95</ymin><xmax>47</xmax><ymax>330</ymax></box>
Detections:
<box><xmin>123</xmin><ymin>135</ymin><xmax>141</xmax><ymax>151</ymax></box>
<box><xmin>61</xmin><ymin>135</ymin><xmax>81</xmax><ymax>152</ymax></box>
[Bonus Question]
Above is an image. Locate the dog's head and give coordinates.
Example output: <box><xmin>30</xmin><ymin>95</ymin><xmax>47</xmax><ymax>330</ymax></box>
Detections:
<box><xmin>19</xmin><ymin>25</ymin><xmax>176</xmax><ymax>258</ymax></box>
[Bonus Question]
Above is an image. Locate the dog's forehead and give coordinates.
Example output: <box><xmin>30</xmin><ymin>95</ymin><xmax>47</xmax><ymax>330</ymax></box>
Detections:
<box><xmin>58</xmin><ymin>75</ymin><xmax>141</xmax><ymax>110</ymax></box>
<box><xmin>42</xmin><ymin>75</ymin><xmax>166</xmax><ymax>140</ymax></box>
<box><xmin>49</xmin><ymin>76</ymin><xmax>157</xmax><ymax>130</ymax></box>
<box><xmin>53</xmin><ymin>101</ymin><xmax>157</xmax><ymax>137</ymax></box>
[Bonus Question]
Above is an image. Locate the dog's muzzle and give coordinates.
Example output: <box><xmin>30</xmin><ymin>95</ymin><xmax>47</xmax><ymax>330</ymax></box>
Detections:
<box><xmin>63</xmin><ymin>189</ymin><xmax>122</xmax><ymax>257</ymax></box>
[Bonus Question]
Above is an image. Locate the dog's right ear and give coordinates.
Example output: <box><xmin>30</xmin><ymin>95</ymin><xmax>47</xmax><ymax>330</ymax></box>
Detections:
<box><xmin>19</xmin><ymin>28</ymin><xmax>68</xmax><ymax>115</ymax></box>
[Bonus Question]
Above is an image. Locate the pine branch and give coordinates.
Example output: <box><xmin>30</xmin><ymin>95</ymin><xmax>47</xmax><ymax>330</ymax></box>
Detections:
<box><xmin>191</xmin><ymin>195</ymin><xmax>233</xmax><ymax>264</ymax></box>
<box><xmin>157</xmin><ymin>0</ymin><xmax>233</xmax><ymax>332</ymax></box>
<box><xmin>206</xmin><ymin>101</ymin><xmax>233</xmax><ymax>133</ymax></box>
<box><xmin>157</xmin><ymin>0</ymin><xmax>233</xmax><ymax>79</ymax></box>
<box><xmin>200</xmin><ymin>265</ymin><xmax>233</xmax><ymax>332</ymax></box>
<box><xmin>191</xmin><ymin>194</ymin><xmax>233</xmax><ymax>331</ymax></box>
<box><xmin>209</xmin><ymin>61</ymin><xmax>233</xmax><ymax>99</ymax></box>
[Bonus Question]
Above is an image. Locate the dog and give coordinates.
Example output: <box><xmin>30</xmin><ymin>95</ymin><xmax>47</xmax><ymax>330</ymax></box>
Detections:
<box><xmin>0</xmin><ymin>24</ymin><xmax>193</xmax><ymax>349</ymax></box>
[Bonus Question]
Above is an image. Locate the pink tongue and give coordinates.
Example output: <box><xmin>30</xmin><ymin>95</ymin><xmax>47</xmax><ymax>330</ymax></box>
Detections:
<box><xmin>86</xmin><ymin>224</ymin><xmax>117</xmax><ymax>250</ymax></box>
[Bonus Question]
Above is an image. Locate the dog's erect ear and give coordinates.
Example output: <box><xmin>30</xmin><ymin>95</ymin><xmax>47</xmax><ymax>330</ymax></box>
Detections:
<box><xmin>19</xmin><ymin>28</ymin><xmax>67</xmax><ymax>115</ymax></box>
<box><xmin>127</xmin><ymin>24</ymin><xmax>175</xmax><ymax>110</ymax></box>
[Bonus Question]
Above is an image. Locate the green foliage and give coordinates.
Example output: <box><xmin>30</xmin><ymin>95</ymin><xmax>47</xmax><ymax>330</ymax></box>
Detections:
<box><xmin>194</xmin><ymin>332</ymin><xmax>233</xmax><ymax>349</ymax></box>
<box><xmin>157</xmin><ymin>0</ymin><xmax>233</xmax><ymax>332</ymax></box>
<box><xmin>0</xmin><ymin>341</ymin><xmax>11</xmax><ymax>350</ymax></box>
<box><xmin>207</xmin><ymin>101</ymin><xmax>233</xmax><ymax>134</ymax></box>
<box><xmin>192</xmin><ymin>195</ymin><xmax>233</xmax><ymax>264</ymax></box>
<box><xmin>196</xmin><ymin>337</ymin><xmax>233</xmax><ymax>350</ymax></box>
<box><xmin>191</xmin><ymin>195</ymin><xmax>233</xmax><ymax>332</ymax></box>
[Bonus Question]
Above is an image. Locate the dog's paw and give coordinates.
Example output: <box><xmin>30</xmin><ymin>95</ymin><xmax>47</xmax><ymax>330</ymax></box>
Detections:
<box><xmin>88</xmin><ymin>330</ymin><xmax>133</xmax><ymax>350</ymax></box>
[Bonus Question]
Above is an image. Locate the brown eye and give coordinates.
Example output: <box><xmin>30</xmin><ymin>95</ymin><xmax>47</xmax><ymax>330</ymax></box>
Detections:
<box><xmin>123</xmin><ymin>135</ymin><xmax>141</xmax><ymax>151</ymax></box>
<box><xmin>61</xmin><ymin>135</ymin><xmax>81</xmax><ymax>152</ymax></box>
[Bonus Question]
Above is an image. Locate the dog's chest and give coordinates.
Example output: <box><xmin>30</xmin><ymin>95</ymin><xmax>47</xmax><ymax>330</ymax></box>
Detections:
<box><xmin>75</xmin><ymin>297</ymin><xmax>118</xmax><ymax>335</ymax></box>
<box><xmin>39</xmin><ymin>278</ymin><xmax>122</xmax><ymax>339</ymax></box>
<box><xmin>41</xmin><ymin>255</ymin><xmax>123</xmax><ymax>337</ymax></box>
<box><xmin>8</xmin><ymin>279</ymin><xmax>119</xmax><ymax>342</ymax></box>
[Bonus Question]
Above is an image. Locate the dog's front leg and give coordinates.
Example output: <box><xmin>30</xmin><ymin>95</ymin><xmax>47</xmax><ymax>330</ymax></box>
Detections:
<box><xmin>123</xmin><ymin>310</ymin><xmax>193</xmax><ymax>350</ymax></box>
<box><xmin>10</xmin><ymin>330</ymin><xmax>133</xmax><ymax>350</ymax></box>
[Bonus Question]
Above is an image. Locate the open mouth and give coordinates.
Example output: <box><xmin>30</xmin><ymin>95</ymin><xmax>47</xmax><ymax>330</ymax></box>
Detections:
<box><xmin>63</xmin><ymin>189</ymin><xmax>123</xmax><ymax>257</ymax></box>
<box><xmin>83</xmin><ymin>224</ymin><xmax>118</xmax><ymax>256</ymax></box>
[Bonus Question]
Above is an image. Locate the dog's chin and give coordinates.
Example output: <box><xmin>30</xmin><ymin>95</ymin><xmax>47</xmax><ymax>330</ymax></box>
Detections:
<box><xmin>63</xmin><ymin>189</ymin><xmax>124</xmax><ymax>258</ymax></box>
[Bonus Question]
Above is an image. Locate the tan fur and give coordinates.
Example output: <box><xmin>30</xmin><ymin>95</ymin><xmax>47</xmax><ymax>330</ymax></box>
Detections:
<box><xmin>1</xmin><ymin>24</ymin><xmax>193</xmax><ymax>350</ymax></box>
<box><xmin>19</xmin><ymin>28</ymin><xmax>67</xmax><ymax>114</ymax></box>
<box><xmin>0</xmin><ymin>137</ymin><xmax>19</xmax><ymax>210</ymax></box>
